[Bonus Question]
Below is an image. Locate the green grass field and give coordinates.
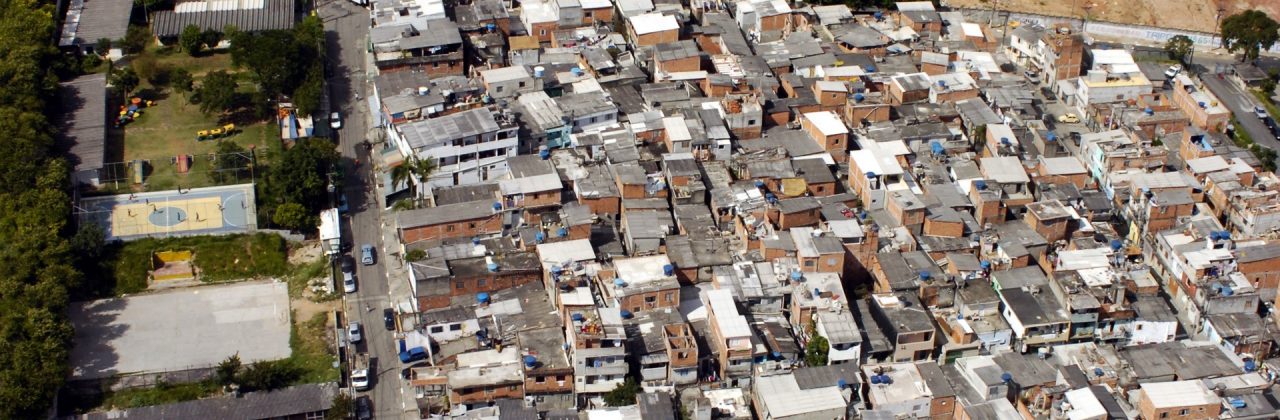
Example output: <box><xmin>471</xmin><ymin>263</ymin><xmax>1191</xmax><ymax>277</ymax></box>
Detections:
<box><xmin>104</xmin><ymin>233</ymin><xmax>289</xmax><ymax>296</ymax></box>
<box><xmin>97</xmin><ymin>47</ymin><xmax>278</xmax><ymax>194</ymax></box>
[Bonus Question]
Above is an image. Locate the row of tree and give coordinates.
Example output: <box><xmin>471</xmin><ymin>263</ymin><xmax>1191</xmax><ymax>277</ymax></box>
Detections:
<box><xmin>0</xmin><ymin>0</ymin><xmax>86</xmax><ymax>417</ymax></box>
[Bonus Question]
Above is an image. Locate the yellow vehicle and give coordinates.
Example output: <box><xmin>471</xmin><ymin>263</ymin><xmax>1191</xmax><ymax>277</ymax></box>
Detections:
<box><xmin>196</xmin><ymin>130</ymin><xmax>211</xmax><ymax>141</ymax></box>
<box><xmin>222</xmin><ymin>123</ymin><xmax>236</xmax><ymax>134</ymax></box>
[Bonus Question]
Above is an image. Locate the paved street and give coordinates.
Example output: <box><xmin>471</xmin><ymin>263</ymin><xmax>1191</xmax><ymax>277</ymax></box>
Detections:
<box><xmin>320</xmin><ymin>1</ymin><xmax>415</xmax><ymax>418</ymax></box>
<box><xmin>1198</xmin><ymin>66</ymin><xmax>1280</xmax><ymax>151</ymax></box>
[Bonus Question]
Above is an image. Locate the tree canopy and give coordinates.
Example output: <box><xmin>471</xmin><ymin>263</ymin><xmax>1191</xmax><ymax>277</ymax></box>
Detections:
<box><xmin>1221</xmin><ymin>10</ymin><xmax>1280</xmax><ymax>62</ymax></box>
<box><xmin>228</xmin><ymin>16</ymin><xmax>325</xmax><ymax>100</ymax></box>
<box><xmin>260</xmin><ymin>139</ymin><xmax>341</xmax><ymax>229</ymax></box>
<box><xmin>0</xmin><ymin>0</ymin><xmax>85</xmax><ymax>416</ymax></box>
<box><xmin>179</xmin><ymin>24</ymin><xmax>203</xmax><ymax>55</ymax></box>
<box><xmin>603</xmin><ymin>377</ymin><xmax>641</xmax><ymax>406</ymax></box>
<box><xmin>805</xmin><ymin>335</ymin><xmax>829</xmax><ymax>366</ymax></box>
<box><xmin>1164</xmin><ymin>35</ymin><xmax>1194</xmax><ymax>65</ymax></box>
<box><xmin>196</xmin><ymin>70</ymin><xmax>240</xmax><ymax>115</ymax></box>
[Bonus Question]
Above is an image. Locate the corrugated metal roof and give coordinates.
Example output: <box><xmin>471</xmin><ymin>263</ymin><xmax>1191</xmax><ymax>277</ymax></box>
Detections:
<box><xmin>152</xmin><ymin>0</ymin><xmax>294</xmax><ymax>38</ymax></box>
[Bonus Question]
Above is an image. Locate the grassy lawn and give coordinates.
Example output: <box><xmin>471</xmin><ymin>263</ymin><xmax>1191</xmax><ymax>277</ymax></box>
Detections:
<box><xmin>102</xmin><ymin>233</ymin><xmax>289</xmax><ymax>296</ymax></box>
<box><xmin>102</xmin><ymin>381</ymin><xmax>220</xmax><ymax>410</ymax></box>
<box><xmin>98</xmin><ymin>46</ymin><xmax>278</xmax><ymax>195</ymax></box>
<box><xmin>287</xmin><ymin>311</ymin><xmax>340</xmax><ymax>384</ymax></box>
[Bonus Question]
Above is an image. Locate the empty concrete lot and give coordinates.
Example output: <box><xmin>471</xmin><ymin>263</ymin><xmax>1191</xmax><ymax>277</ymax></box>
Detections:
<box><xmin>69</xmin><ymin>281</ymin><xmax>291</xmax><ymax>380</ymax></box>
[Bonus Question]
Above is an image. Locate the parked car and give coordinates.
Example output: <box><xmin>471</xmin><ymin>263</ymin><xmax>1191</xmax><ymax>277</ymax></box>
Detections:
<box><xmin>340</xmin><ymin>255</ymin><xmax>354</xmax><ymax>275</ymax></box>
<box><xmin>361</xmin><ymin>244</ymin><xmax>376</xmax><ymax>265</ymax></box>
<box><xmin>343</xmin><ymin>271</ymin><xmax>356</xmax><ymax>293</ymax></box>
<box><xmin>383</xmin><ymin>308</ymin><xmax>396</xmax><ymax>330</ymax></box>
<box><xmin>329</xmin><ymin>112</ymin><xmax>342</xmax><ymax>129</ymax></box>
<box><xmin>348</xmin><ymin>321</ymin><xmax>362</xmax><ymax>344</ymax></box>
<box><xmin>1057</xmin><ymin>113</ymin><xmax>1080</xmax><ymax>124</ymax></box>
<box><xmin>1256</xmin><ymin>106</ymin><xmax>1269</xmax><ymax>120</ymax></box>
<box><xmin>1164</xmin><ymin>65</ymin><xmax>1181</xmax><ymax>78</ymax></box>
<box><xmin>1024</xmin><ymin>70</ymin><xmax>1039</xmax><ymax>83</ymax></box>
<box><xmin>356</xmin><ymin>396</ymin><xmax>373</xmax><ymax>420</ymax></box>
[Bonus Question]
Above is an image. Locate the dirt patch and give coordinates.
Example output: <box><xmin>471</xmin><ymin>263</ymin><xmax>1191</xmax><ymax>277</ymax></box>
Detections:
<box><xmin>289</xmin><ymin>241</ymin><xmax>325</xmax><ymax>265</ymax></box>
<box><xmin>293</xmin><ymin>293</ymin><xmax>339</xmax><ymax>324</ymax></box>
<box><xmin>947</xmin><ymin>0</ymin><xmax>1280</xmax><ymax>34</ymax></box>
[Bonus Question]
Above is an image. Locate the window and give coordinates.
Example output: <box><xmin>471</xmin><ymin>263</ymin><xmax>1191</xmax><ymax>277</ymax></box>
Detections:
<box><xmin>1160</xmin><ymin>413</ymin><xmax>1168</xmax><ymax>419</ymax></box>
<box><xmin>816</xmin><ymin>185</ymin><xmax>825</xmax><ymax>192</ymax></box>
<box><xmin>804</xmin><ymin>260</ymin><xmax>816</xmax><ymax>267</ymax></box>
<box><xmin>827</xmin><ymin>257</ymin><xmax>838</xmax><ymax>266</ymax></box>
<box><xmin>430</xmin><ymin>326</ymin><xmax>444</xmax><ymax>333</ymax></box>
<box><xmin>748</xmin><ymin>119</ymin><xmax>757</xmax><ymax>125</ymax></box>
<box><xmin>519</xmin><ymin>81</ymin><xmax>527</xmax><ymax>88</ymax></box>
<box><xmin>540</xmin><ymin>29</ymin><xmax>547</xmax><ymax>35</ymax></box>
<box><xmin>535</xmin><ymin>375</ymin><xmax>546</xmax><ymax>383</ymax></box>
<box><xmin>477</xmin><ymin>278</ymin><xmax>487</xmax><ymax>287</ymax></box>
<box><xmin>1179</xmin><ymin>409</ymin><xmax>1190</xmax><ymax>416</ymax></box>
<box><xmin>456</xmin><ymin>281</ymin><xmax>465</xmax><ymax>289</ymax></box>
<box><xmin>495</xmin><ymin>86</ymin><xmax>504</xmax><ymax>93</ymax></box>
<box><xmin>450</xmin><ymin>323</ymin><xmax>463</xmax><ymax>331</ymax></box>
<box><xmin>645</xmin><ymin>295</ymin><xmax>657</xmax><ymax>303</ymax></box>
<box><xmin>446</xmin><ymin>225</ymin><xmax>455</xmax><ymax>232</ymax></box>
<box><xmin>665</xmin><ymin>292</ymin><xmax>675</xmax><ymax>302</ymax></box>
<box><xmin>469</xmin><ymin>222</ymin><xmax>477</xmax><ymax>228</ymax></box>
<box><xmin>556</xmin><ymin>375</ymin><xmax>567</xmax><ymax>381</ymax></box>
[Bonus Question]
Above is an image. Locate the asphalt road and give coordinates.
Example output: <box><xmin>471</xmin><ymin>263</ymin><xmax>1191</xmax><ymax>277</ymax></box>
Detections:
<box><xmin>1198</xmin><ymin>69</ymin><xmax>1280</xmax><ymax>151</ymax></box>
<box><xmin>319</xmin><ymin>1</ymin><xmax>414</xmax><ymax>418</ymax></box>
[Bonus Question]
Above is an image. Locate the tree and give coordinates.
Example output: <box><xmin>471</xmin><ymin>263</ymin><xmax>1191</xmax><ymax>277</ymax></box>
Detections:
<box><xmin>272</xmin><ymin>202</ymin><xmax>314</xmax><ymax>230</ymax></box>
<box><xmin>1165</xmin><ymin>35</ymin><xmax>1194</xmax><ymax>65</ymax></box>
<box><xmin>111</xmin><ymin>66</ymin><xmax>139</xmax><ymax>98</ymax></box>
<box><xmin>201</xmin><ymin>29</ymin><xmax>223</xmax><ymax>50</ymax></box>
<box><xmin>180</xmin><ymin>24</ymin><xmax>204</xmax><ymax>55</ymax></box>
<box><xmin>326</xmin><ymin>394</ymin><xmax>354</xmax><ymax>420</ymax></box>
<box><xmin>603</xmin><ymin>377</ymin><xmax>641</xmax><ymax>406</ymax></box>
<box><xmin>122</xmin><ymin>25</ymin><xmax>151</xmax><ymax>55</ymax></box>
<box><xmin>215</xmin><ymin>353</ymin><xmax>242</xmax><ymax>386</ymax></box>
<box><xmin>293</xmin><ymin>66</ymin><xmax>325</xmax><ymax>116</ymax></box>
<box><xmin>95</xmin><ymin>38</ymin><xmax>113</xmax><ymax>55</ymax></box>
<box><xmin>405</xmin><ymin>249</ymin><xmax>427</xmax><ymax>261</ymax></box>
<box><xmin>237</xmin><ymin>360</ymin><xmax>299</xmax><ymax>392</ymax></box>
<box><xmin>131</xmin><ymin>54</ymin><xmax>161</xmax><ymax>85</ymax></box>
<box><xmin>390</xmin><ymin>157</ymin><xmax>437</xmax><ymax>204</ymax></box>
<box><xmin>230</xmin><ymin>30</ymin><xmax>306</xmax><ymax>97</ymax></box>
<box><xmin>805</xmin><ymin>335</ymin><xmax>829</xmax><ymax>366</ymax></box>
<box><xmin>1221</xmin><ymin>10</ymin><xmax>1280</xmax><ymax>62</ymax></box>
<box><xmin>263</xmin><ymin>138</ymin><xmax>342</xmax><ymax>212</ymax></box>
<box><xmin>170</xmin><ymin>68</ymin><xmax>193</xmax><ymax>98</ymax></box>
<box><xmin>197</xmin><ymin>70</ymin><xmax>240</xmax><ymax>115</ymax></box>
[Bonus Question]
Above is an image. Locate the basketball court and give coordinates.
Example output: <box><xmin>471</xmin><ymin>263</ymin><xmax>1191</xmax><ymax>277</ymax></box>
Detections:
<box><xmin>77</xmin><ymin>183</ymin><xmax>258</xmax><ymax>241</ymax></box>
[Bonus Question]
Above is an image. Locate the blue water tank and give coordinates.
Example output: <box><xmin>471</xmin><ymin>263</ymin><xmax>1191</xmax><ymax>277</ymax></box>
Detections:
<box><xmin>1245</xmin><ymin>359</ymin><xmax>1258</xmax><ymax>372</ymax></box>
<box><xmin>1210</xmin><ymin>231</ymin><xmax>1222</xmax><ymax>241</ymax></box>
<box><xmin>791</xmin><ymin>271</ymin><xmax>803</xmax><ymax>281</ymax></box>
<box><xmin>879</xmin><ymin>374</ymin><xmax>891</xmax><ymax>384</ymax></box>
<box><xmin>854</xmin><ymin>93</ymin><xmax>865</xmax><ymax>102</ymax></box>
<box><xmin>535</xmin><ymin>232</ymin><xmax>545</xmax><ymax>243</ymax></box>
<box><xmin>487</xmin><ymin>263</ymin><xmax>499</xmax><ymax>272</ymax></box>
<box><xmin>1220</xmin><ymin>231</ymin><xmax>1232</xmax><ymax>240</ymax></box>
<box><xmin>1222</xmin><ymin>286</ymin><xmax>1234</xmax><ymax>296</ymax></box>
<box><xmin>1144</xmin><ymin>107</ymin><xmax>1153</xmax><ymax>115</ymax></box>
<box><xmin>938</xmin><ymin>80</ymin><xmax>947</xmax><ymax>87</ymax></box>
<box><xmin>980</xmin><ymin>260</ymin><xmax>991</xmax><ymax>269</ymax></box>
<box><xmin>558</xmin><ymin>227</ymin><xmax>568</xmax><ymax>237</ymax></box>
<box><xmin>551</xmin><ymin>265</ymin><xmax>563</xmax><ymax>275</ymax></box>
<box><xmin>492</xmin><ymin>202</ymin><xmax>502</xmax><ymax>211</ymax></box>
<box><xmin>1094</xmin><ymin>367</ymin><xmax>1104</xmax><ymax>377</ymax></box>
<box><xmin>473</xmin><ymin>237</ymin><xmax>482</xmax><ymax>245</ymax></box>
<box><xmin>1001</xmin><ymin>372</ymin><xmax>1013</xmax><ymax>383</ymax></box>
<box><xmin>931</xmin><ymin>141</ymin><xmax>944</xmax><ymax>155</ymax></box>
<box><xmin>571</xmin><ymin>67</ymin><xmax>583</xmax><ymax>76</ymax></box>
<box><xmin>1110</xmin><ymin>239</ymin><xmax>1123</xmax><ymax>250</ymax></box>
<box><xmin>837</xmin><ymin>378</ymin><xmax>847</xmax><ymax>388</ymax></box>
<box><xmin>754</xmin><ymin>180</ymin><xmax>765</xmax><ymax>188</ymax></box>
<box><xmin>975</xmin><ymin>180</ymin><xmax>988</xmax><ymax>190</ymax></box>
<box><xmin>919</xmin><ymin>271</ymin><xmax>931</xmax><ymax>280</ymax></box>
<box><xmin>1001</xmin><ymin>137</ymin><xmax>1011</xmax><ymax>146</ymax></box>
<box><xmin>858</xmin><ymin>210</ymin><xmax>867</xmax><ymax>220</ymax></box>
<box><xmin>865</xmin><ymin>171</ymin><xmax>877</xmax><ymax>179</ymax></box>
<box><xmin>477</xmin><ymin>292</ymin><xmax>490</xmax><ymax>304</ymax></box>
<box><xmin>1231</xmin><ymin>398</ymin><xmax>1248</xmax><ymax>409</ymax></box>
<box><xmin>540</xmin><ymin>149</ymin><xmax>551</xmax><ymax>160</ymax></box>
<box><xmin>663</xmin><ymin>264</ymin><xmax>675</xmax><ymax>276</ymax></box>
<box><xmin>869</xmin><ymin>375</ymin><xmax>881</xmax><ymax>384</ymax></box>
<box><xmin>765</xmin><ymin>192</ymin><xmax>778</xmax><ymax>203</ymax></box>
<box><xmin>874</xmin><ymin>11</ymin><xmax>883</xmax><ymax>19</ymax></box>
<box><xmin>614</xmin><ymin>278</ymin><xmax>626</xmax><ymax>287</ymax></box>
<box><xmin>487</xmin><ymin>22</ymin><xmax>497</xmax><ymax>31</ymax></box>
<box><xmin>772</xmin><ymin>351</ymin><xmax>782</xmax><ymax>359</ymax></box>
<box><xmin>571</xmin><ymin>313</ymin><xmax>585</xmax><ymax>322</ymax></box>
<box><xmin>1046</xmin><ymin>132</ymin><xmax>1057</xmax><ymax>141</ymax></box>
<box><xmin>620</xmin><ymin>310</ymin><xmax>633</xmax><ymax>319</ymax></box>
<box><xmin>1199</xmin><ymin>101</ymin><xmax>1207</xmax><ymax>108</ymax></box>
<box><xmin>524</xmin><ymin>355</ymin><xmax>537</xmax><ymax>368</ymax></box>
<box><xmin>865</xmin><ymin>65</ymin><xmax>877</xmax><ymax>73</ymax></box>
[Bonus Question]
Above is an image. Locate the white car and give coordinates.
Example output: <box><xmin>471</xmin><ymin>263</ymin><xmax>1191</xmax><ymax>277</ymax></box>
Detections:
<box><xmin>348</xmin><ymin>322</ymin><xmax>362</xmax><ymax>343</ymax></box>
<box><xmin>1164</xmin><ymin>65</ymin><xmax>1181</xmax><ymax>78</ymax></box>
<box><xmin>1255</xmin><ymin>106</ymin><xmax>1269</xmax><ymax>120</ymax></box>
<box><xmin>1057</xmin><ymin>113</ymin><xmax>1080</xmax><ymax>124</ymax></box>
<box><xmin>351</xmin><ymin>368</ymin><xmax>370</xmax><ymax>391</ymax></box>
<box><xmin>330</xmin><ymin>112</ymin><xmax>342</xmax><ymax>129</ymax></box>
<box><xmin>343</xmin><ymin>271</ymin><xmax>356</xmax><ymax>293</ymax></box>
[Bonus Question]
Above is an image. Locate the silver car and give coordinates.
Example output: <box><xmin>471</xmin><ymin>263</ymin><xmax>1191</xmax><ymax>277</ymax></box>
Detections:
<box><xmin>343</xmin><ymin>271</ymin><xmax>356</xmax><ymax>293</ymax></box>
<box><xmin>348</xmin><ymin>322</ymin><xmax>362</xmax><ymax>343</ymax></box>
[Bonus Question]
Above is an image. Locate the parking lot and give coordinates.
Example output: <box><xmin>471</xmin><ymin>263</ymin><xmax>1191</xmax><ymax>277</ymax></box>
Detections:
<box><xmin>68</xmin><ymin>281</ymin><xmax>292</xmax><ymax>380</ymax></box>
